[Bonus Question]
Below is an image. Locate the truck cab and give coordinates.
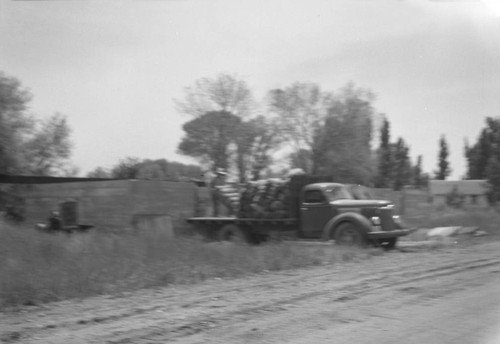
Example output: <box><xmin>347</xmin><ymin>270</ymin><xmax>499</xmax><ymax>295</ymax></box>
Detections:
<box><xmin>299</xmin><ymin>183</ymin><xmax>408</xmax><ymax>247</ymax></box>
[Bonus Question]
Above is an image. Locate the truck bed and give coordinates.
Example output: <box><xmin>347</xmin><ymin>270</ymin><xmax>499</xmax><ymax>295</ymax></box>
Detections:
<box><xmin>186</xmin><ymin>217</ymin><xmax>298</xmax><ymax>226</ymax></box>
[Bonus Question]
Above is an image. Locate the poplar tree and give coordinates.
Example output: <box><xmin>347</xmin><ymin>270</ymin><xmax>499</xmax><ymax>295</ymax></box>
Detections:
<box><xmin>435</xmin><ymin>135</ymin><xmax>451</xmax><ymax>180</ymax></box>
<box><xmin>392</xmin><ymin>137</ymin><xmax>411</xmax><ymax>190</ymax></box>
<box><xmin>375</xmin><ymin>118</ymin><xmax>393</xmax><ymax>188</ymax></box>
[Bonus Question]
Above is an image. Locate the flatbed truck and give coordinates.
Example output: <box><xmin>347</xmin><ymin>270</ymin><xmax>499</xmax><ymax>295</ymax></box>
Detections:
<box><xmin>187</xmin><ymin>175</ymin><xmax>412</xmax><ymax>247</ymax></box>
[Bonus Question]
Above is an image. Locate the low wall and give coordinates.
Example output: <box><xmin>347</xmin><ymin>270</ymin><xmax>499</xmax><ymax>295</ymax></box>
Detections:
<box><xmin>5</xmin><ymin>180</ymin><xmax>196</xmax><ymax>233</ymax></box>
<box><xmin>18</xmin><ymin>180</ymin><xmax>132</xmax><ymax>228</ymax></box>
<box><xmin>3</xmin><ymin>180</ymin><xmax>441</xmax><ymax>233</ymax></box>
<box><xmin>129</xmin><ymin>180</ymin><xmax>197</xmax><ymax>232</ymax></box>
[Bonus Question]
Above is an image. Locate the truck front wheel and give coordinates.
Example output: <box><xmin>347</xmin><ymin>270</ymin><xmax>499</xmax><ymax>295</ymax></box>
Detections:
<box><xmin>334</xmin><ymin>222</ymin><xmax>367</xmax><ymax>247</ymax></box>
<box><xmin>217</xmin><ymin>224</ymin><xmax>250</xmax><ymax>244</ymax></box>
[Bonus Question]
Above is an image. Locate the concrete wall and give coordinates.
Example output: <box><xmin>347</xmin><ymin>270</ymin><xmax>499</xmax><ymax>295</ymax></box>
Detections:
<box><xmin>6</xmin><ymin>180</ymin><xmax>196</xmax><ymax>233</ymax></box>
<box><xmin>12</xmin><ymin>179</ymin><xmax>491</xmax><ymax>235</ymax></box>
<box><xmin>18</xmin><ymin>180</ymin><xmax>132</xmax><ymax>229</ymax></box>
<box><xmin>129</xmin><ymin>180</ymin><xmax>197</xmax><ymax>232</ymax></box>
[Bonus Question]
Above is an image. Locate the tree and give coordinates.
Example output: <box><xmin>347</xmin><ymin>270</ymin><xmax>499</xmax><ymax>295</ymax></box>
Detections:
<box><xmin>486</xmin><ymin>155</ymin><xmax>500</xmax><ymax>203</ymax></box>
<box><xmin>176</xmin><ymin>74</ymin><xmax>263</xmax><ymax>180</ymax></box>
<box><xmin>267</xmin><ymin>82</ymin><xmax>331</xmax><ymax>173</ymax></box>
<box><xmin>0</xmin><ymin>71</ymin><xmax>75</xmax><ymax>176</ymax></box>
<box><xmin>233</xmin><ymin>120</ymin><xmax>258</xmax><ymax>183</ymax></box>
<box><xmin>86</xmin><ymin>167</ymin><xmax>111</xmax><ymax>178</ymax></box>
<box><xmin>0</xmin><ymin>71</ymin><xmax>34</xmax><ymax>174</ymax></box>
<box><xmin>314</xmin><ymin>84</ymin><xmax>375</xmax><ymax>183</ymax></box>
<box><xmin>375</xmin><ymin>118</ymin><xmax>393</xmax><ymax>188</ymax></box>
<box><xmin>175</xmin><ymin>73</ymin><xmax>254</xmax><ymax>118</ymax></box>
<box><xmin>392</xmin><ymin>137</ymin><xmax>411</xmax><ymax>190</ymax></box>
<box><xmin>22</xmin><ymin>113</ymin><xmax>73</xmax><ymax>176</ymax></box>
<box><xmin>412</xmin><ymin>155</ymin><xmax>428</xmax><ymax>189</ymax></box>
<box><xmin>465</xmin><ymin>117</ymin><xmax>500</xmax><ymax>179</ymax></box>
<box><xmin>178</xmin><ymin>111</ymin><xmax>242</xmax><ymax>171</ymax></box>
<box><xmin>233</xmin><ymin>116</ymin><xmax>282</xmax><ymax>182</ymax></box>
<box><xmin>179</xmin><ymin>113</ymin><xmax>280</xmax><ymax>182</ymax></box>
<box><xmin>137</xmin><ymin>163</ymin><xmax>165</xmax><ymax>180</ymax></box>
<box><xmin>268</xmin><ymin>82</ymin><xmax>378</xmax><ymax>181</ymax></box>
<box><xmin>158</xmin><ymin>160</ymin><xmax>202</xmax><ymax>180</ymax></box>
<box><xmin>435</xmin><ymin>135</ymin><xmax>451</xmax><ymax>180</ymax></box>
<box><xmin>289</xmin><ymin>149</ymin><xmax>313</xmax><ymax>174</ymax></box>
<box><xmin>89</xmin><ymin>158</ymin><xmax>203</xmax><ymax>181</ymax></box>
<box><xmin>110</xmin><ymin>157</ymin><xmax>142</xmax><ymax>179</ymax></box>
<box><xmin>463</xmin><ymin>117</ymin><xmax>500</xmax><ymax>204</ymax></box>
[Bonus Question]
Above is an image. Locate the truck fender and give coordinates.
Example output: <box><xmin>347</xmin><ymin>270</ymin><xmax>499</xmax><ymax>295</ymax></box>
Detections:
<box><xmin>321</xmin><ymin>212</ymin><xmax>372</xmax><ymax>241</ymax></box>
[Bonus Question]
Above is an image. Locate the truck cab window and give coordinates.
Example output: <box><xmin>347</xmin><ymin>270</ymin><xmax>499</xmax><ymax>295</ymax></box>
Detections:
<box><xmin>304</xmin><ymin>190</ymin><xmax>326</xmax><ymax>204</ymax></box>
<box><xmin>325</xmin><ymin>186</ymin><xmax>353</xmax><ymax>201</ymax></box>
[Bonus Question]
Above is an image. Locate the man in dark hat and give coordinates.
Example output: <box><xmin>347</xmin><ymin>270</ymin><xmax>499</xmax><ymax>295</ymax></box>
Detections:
<box><xmin>210</xmin><ymin>168</ymin><xmax>227</xmax><ymax>217</ymax></box>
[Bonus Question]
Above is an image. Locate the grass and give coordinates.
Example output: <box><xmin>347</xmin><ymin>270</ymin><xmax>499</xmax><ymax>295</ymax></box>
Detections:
<box><xmin>0</xmin><ymin>220</ymin><xmax>380</xmax><ymax>308</ymax></box>
<box><xmin>3</xmin><ymin>206</ymin><xmax>497</xmax><ymax>308</ymax></box>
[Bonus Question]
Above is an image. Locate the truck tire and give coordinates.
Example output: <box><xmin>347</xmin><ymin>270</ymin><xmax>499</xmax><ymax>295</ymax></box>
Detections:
<box><xmin>217</xmin><ymin>224</ymin><xmax>250</xmax><ymax>244</ymax></box>
<box><xmin>334</xmin><ymin>222</ymin><xmax>367</xmax><ymax>247</ymax></box>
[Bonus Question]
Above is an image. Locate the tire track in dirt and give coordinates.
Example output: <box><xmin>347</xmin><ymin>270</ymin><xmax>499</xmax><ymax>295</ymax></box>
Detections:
<box><xmin>103</xmin><ymin>255</ymin><xmax>500</xmax><ymax>343</ymax></box>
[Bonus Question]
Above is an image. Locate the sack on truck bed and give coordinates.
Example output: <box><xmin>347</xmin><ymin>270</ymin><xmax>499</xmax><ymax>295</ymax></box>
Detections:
<box><xmin>238</xmin><ymin>178</ymin><xmax>291</xmax><ymax>218</ymax></box>
<box><xmin>213</xmin><ymin>183</ymin><xmax>240</xmax><ymax>216</ymax></box>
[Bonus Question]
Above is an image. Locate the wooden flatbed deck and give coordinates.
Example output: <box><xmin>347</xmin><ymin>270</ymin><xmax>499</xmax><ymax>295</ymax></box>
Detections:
<box><xmin>186</xmin><ymin>217</ymin><xmax>298</xmax><ymax>226</ymax></box>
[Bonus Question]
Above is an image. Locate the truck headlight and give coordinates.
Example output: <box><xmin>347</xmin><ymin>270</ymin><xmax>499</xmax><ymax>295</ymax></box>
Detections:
<box><xmin>371</xmin><ymin>216</ymin><xmax>381</xmax><ymax>226</ymax></box>
<box><xmin>393</xmin><ymin>215</ymin><xmax>404</xmax><ymax>228</ymax></box>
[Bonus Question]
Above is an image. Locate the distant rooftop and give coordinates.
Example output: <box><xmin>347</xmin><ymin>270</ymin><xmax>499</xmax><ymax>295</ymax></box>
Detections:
<box><xmin>429</xmin><ymin>180</ymin><xmax>488</xmax><ymax>195</ymax></box>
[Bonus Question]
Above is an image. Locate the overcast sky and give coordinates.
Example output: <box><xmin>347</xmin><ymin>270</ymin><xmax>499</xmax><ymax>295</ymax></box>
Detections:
<box><xmin>1</xmin><ymin>0</ymin><xmax>500</xmax><ymax>179</ymax></box>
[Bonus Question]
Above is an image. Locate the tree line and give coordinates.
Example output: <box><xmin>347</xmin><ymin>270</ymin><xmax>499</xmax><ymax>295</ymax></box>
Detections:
<box><xmin>86</xmin><ymin>157</ymin><xmax>202</xmax><ymax>181</ymax></box>
<box><xmin>465</xmin><ymin>117</ymin><xmax>500</xmax><ymax>202</ymax></box>
<box><xmin>3</xmin><ymin>70</ymin><xmax>491</xmax><ymax>192</ymax></box>
<box><xmin>0</xmin><ymin>71</ymin><xmax>201</xmax><ymax>181</ymax></box>
<box><xmin>0</xmin><ymin>72</ymin><xmax>75</xmax><ymax>176</ymax></box>
<box><xmin>174</xmin><ymin>73</ymin><xmax>457</xmax><ymax>190</ymax></box>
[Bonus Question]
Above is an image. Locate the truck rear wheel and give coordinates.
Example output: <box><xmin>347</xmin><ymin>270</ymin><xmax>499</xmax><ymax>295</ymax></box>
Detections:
<box><xmin>217</xmin><ymin>224</ymin><xmax>250</xmax><ymax>244</ymax></box>
<box><xmin>334</xmin><ymin>222</ymin><xmax>367</xmax><ymax>247</ymax></box>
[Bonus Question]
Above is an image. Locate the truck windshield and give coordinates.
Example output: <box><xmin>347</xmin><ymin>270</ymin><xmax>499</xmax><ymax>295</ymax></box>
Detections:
<box><xmin>324</xmin><ymin>186</ymin><xmax>354</xmax><ymax>201</ymax></box>
<box><xmin>348</xmin><ymin>185</ymin><xmax>373</xmax><ymax>200</ymax></box>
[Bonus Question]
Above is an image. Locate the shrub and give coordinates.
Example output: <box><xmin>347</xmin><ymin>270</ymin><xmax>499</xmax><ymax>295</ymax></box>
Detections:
<box><xmin>446</xmin><ymin>185</ymin><xmax>464</xmax><ymax>208</ymax></box>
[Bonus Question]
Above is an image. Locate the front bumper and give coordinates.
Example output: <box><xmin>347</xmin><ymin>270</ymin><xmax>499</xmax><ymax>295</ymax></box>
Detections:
<box><xmin>367</xmin><ymin>228</ymin><xmax>417</xmax><ymax>239</ymax></box>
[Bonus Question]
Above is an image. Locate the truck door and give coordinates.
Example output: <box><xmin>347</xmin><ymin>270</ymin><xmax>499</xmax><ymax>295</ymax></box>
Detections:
<box><xmin>300</xmin><ymin>189</ymin><xmax>335</xmax><ymax>238</ymax></box>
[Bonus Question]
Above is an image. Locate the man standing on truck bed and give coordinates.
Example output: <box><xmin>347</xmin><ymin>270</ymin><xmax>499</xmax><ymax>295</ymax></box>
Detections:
<box><xmin>211</xmin><ymin>168</ymin><xmax>227</xmax><ymax>217</ymax></box>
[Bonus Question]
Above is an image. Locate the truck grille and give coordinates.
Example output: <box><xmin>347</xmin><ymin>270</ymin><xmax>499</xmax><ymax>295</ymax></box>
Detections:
<box><xmin>379</xmin><ymin>207</ymin><xmax>394</xmax><ymax>231</ymax></box>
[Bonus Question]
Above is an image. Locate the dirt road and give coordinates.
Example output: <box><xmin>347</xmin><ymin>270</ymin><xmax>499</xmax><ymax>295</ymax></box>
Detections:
<box><xmin>2</xmin><ymin>241</ymin><xmax>500</xmax><ymax>344</ymax></box>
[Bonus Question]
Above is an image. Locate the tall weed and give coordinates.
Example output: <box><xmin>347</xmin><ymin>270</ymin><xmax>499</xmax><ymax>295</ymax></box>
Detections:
<box><xmin>0</xmin><ymin>221</ymin><xmax>376</xmax><ymax>308</ymax></box>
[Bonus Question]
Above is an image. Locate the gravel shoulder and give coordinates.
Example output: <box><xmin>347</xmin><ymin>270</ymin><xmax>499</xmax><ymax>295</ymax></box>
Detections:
<box><xmin>2</xmin><ymin>241</ymin><xmax>500</xmax><ymax>344</ymax></box>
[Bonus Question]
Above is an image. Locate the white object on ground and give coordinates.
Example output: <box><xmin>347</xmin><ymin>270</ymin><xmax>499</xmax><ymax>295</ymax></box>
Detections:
<box><xmin>426</xmin><ymin>226</ymin><xmax>487</xmax><ymax>238</ymax></box>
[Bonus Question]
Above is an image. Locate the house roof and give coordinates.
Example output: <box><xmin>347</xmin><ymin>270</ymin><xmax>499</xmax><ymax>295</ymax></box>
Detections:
<box><xmin>429</xmin><ymin>180</ymin><xmax>489</xmax><ymax>195</ymax></box>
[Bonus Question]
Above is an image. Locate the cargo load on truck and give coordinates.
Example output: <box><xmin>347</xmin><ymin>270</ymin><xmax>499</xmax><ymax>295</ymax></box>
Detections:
<box><xmin>237</xmin><ymin>178</ymin><xmax>290</xmax><ymax>218</ymax></box>
<box><xmin>212</xmin><ymin>175</ymin><xmax>337</xmax><ymax>219</ymax></box>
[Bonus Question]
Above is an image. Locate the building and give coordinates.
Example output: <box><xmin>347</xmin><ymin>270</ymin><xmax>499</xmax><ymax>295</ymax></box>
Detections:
<box><xmin>428</xmin><ymin>180</ymin><xmax>489</xmax><ymax>207</ymax></box>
